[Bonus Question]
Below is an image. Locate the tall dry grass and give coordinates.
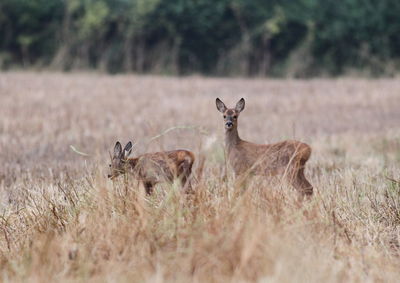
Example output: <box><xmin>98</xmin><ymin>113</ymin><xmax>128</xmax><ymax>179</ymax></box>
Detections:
<box><xmin>0</xmin><ymin>72</ymin><xmax>400</xmax><ymax>282</ymax></box>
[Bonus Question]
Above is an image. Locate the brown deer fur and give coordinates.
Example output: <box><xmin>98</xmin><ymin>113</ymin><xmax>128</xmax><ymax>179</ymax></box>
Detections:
<box><xmin>108</xmin><ymin>141</ymin><xmax>195</xmax><ymax>194</ymax></box>
<box><xmin>216</xmin><ymin>98</ymin><xmax>313</xmax><ymax>196</ymax></box>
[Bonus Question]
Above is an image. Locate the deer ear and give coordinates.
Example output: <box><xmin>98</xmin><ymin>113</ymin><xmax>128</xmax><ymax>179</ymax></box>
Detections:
<box><xmin>114</xmin><ymin>141</ymin><xmax>122</xmax><ymax>158</ymax></box>
<box><xmin>216</xmin><ymin>98</ymin><xmax>227</xmax><ymax>113</ymax></box>
<box><xmin>123</xmin><ymin>141</ymin><xmax>133</xmax><ymax>158</ymax></box>
<box><xmin>235</xmin><ymin>98</ymin><xmax>245</xmax><ymax>112</ymax></box>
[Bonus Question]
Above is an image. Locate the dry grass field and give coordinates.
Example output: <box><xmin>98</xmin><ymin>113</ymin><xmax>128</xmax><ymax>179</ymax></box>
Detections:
<box><xmin>0</xmin><ymin>72</ymin><xmax>400</xmax><ymax>282</ymax></box>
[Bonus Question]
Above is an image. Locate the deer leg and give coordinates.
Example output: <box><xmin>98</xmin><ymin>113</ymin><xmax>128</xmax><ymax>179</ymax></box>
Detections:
<box><xmin>234</xmin><ymin>172</ymin><xmax>251</xmax><ymax>191</ymax></box>
<box><xmin>178</xmin><ymin>160</ymin><xmax>194</xmax><ymax>193</ymax></box>
<box><xmin>292</xmin><ymin>168</ymin><xmax>313</xmax><ymax>196</ymax></box>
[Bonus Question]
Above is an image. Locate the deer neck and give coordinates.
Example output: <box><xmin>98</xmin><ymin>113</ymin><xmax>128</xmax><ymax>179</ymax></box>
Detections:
<box><xmin>127</xmin><ymin>158</ymin><xmax>138</xmax><ymax>170</ymax></box>
<box><xmin>225</xmin><ymin>127</ymin><xmax>241</xmax><ymax>152</ymax></box>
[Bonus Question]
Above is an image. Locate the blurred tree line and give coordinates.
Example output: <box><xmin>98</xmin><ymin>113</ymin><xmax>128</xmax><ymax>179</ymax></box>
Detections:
<box><xmin>0</xmin><ymin>0</ymin><xmax>399</xmax><ymax>76</ymax></box>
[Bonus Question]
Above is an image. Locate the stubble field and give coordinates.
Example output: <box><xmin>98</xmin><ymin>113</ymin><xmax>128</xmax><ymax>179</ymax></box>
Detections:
<box><xmin>0</xmin><ymin>72</ymin><xmax>400</xmax><ymax>282</ymax></box>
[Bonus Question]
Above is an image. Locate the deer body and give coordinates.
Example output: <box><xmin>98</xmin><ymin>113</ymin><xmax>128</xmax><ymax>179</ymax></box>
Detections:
<box><xmin>109</xmin><ymin>142</ymin><xmax>195</xmax><ymax>194</ymax></box>
<box><xmin>216</xmin><ymin>98</ymin><xmax>313</xmax><ymax>196</ymax></box>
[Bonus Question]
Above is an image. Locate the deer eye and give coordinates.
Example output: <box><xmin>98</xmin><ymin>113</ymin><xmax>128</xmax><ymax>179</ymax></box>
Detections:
<box><xmin>233</xmin><ymin>116</ymin><xmax>237</xmax><ymax>119</ymax></box>
<box><xmin>223</xmin><ymin>115</ymin><xmax>226</xmax><ymax>119</ymax></box>
<box><xmin>109</xmin><ymin>164</ymin><xmax>111</xmax><ymax>167</ymax></box>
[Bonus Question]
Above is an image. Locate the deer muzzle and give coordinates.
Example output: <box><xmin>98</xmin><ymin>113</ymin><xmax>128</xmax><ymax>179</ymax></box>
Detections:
<box><xmin>225</xmin><ymin>121</ymin><xmax>233</xmax><ymax>129</ymax></box>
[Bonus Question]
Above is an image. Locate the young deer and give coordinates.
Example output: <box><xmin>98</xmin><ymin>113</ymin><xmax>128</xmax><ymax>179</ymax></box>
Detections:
<box><xmin>108</xmin><ymin>141</ymin><xmax>195</xmax><ymax>194</ymax></box>
<box><xmin>216</xmin><ymin>98</ymin><xmax>313</xmax><ymax>196</ymax></box>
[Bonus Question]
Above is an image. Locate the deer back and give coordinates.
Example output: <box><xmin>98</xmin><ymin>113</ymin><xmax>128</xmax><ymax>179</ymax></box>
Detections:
<box><xmin>228</xmin><ymin>140</ymin><xmax>311</xmax><ymax>176</ymax></box>
<box><xmin>128</xmin><ymin>150</ymin><xmax>195</xmax><ymax>183</ymax></box>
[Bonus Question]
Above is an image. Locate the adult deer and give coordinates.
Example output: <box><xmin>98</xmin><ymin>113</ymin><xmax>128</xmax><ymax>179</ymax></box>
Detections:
<box><xmin>216</xmin><ymin>98</ymin><xmax>313</xmax><ymax>196</ymax></box>
<box><xmin>108</xmin><ymin>141</ymin><xmax>195</xmax><ymax>195</ymax></box>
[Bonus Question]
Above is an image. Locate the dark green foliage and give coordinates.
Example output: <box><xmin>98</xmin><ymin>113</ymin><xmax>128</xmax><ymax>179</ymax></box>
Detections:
<box><xmin>0</xmin><ymin>0</ymin><xmax>63</xmax><ymax>67</ymax></box>
<box><xmin>0</xmin><ymin>0</ymin><xmax>399</xmax><ymax>76</ymax></box>
<box><xmin>312</xmin><ymin>0</ymin><xmax>400</xmax><ymax>75</ymax></box>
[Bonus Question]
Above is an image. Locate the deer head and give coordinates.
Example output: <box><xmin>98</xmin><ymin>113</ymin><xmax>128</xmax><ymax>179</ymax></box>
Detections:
<box><xmin>108</xmin><ymin>141</ymin><xmax>133</xmax><ymax>179</ymax></box>
<box><xmin>215</xmin><ymin>98</ymin><xmax>245</xmax><ymax>130</ymax></box>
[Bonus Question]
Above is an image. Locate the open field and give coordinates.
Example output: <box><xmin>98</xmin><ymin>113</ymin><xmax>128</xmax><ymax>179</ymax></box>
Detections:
<box><xmin>0</xmin><ymin>72</ymin><xmax>400</xmax><ymax>282</ymax></box>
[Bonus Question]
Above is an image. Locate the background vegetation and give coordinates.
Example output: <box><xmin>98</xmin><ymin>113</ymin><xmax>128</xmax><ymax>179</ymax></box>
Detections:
<box><xmin>1</xmin><ymin>0</ymin><xmax>400</xmax><ymax>76</ymax></box>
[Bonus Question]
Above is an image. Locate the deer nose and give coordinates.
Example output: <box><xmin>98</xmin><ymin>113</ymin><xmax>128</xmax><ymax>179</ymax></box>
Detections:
<box><xmin>225</xmin><ymin>121</ymin><xmax>233</xmax><ymax>128</ymax></box>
